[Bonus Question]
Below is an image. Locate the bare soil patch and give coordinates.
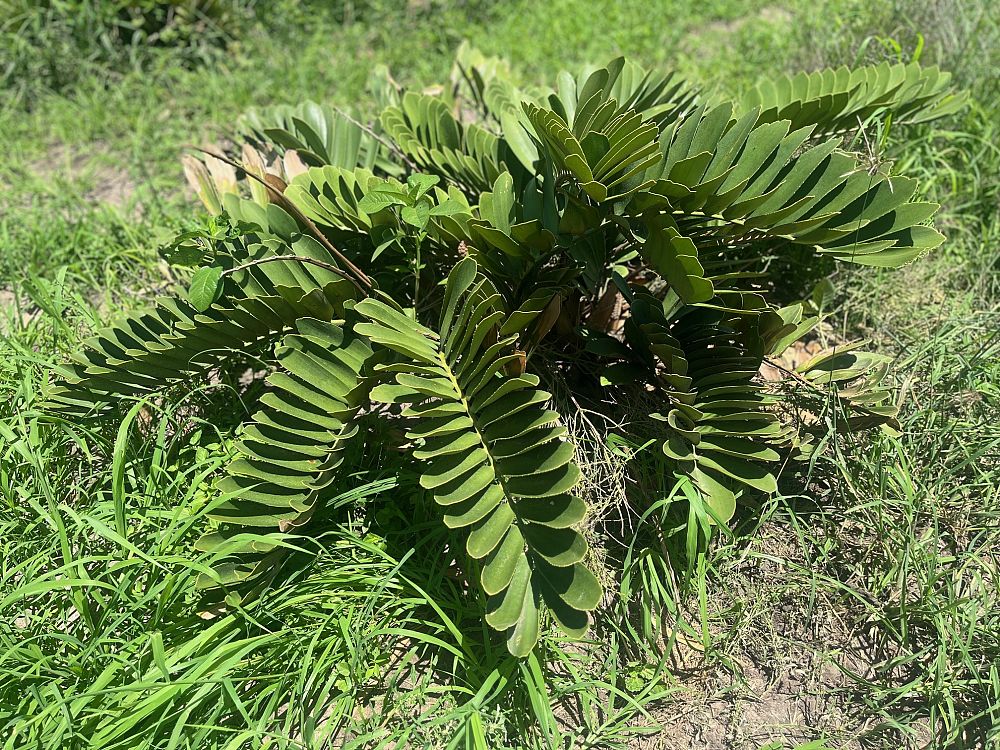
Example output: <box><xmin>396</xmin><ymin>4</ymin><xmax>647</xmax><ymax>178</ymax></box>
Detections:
<box><xmin>25</xmin><ymin>141</ymin><xmax>138</xmax><ymax>210</ymax></box>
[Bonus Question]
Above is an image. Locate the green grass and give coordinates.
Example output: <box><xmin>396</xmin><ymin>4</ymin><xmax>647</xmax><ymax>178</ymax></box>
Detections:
<box><xmin>2</xmin><ymin>0</ymin><xmax>999</xmax><ymax>747</ymax></box>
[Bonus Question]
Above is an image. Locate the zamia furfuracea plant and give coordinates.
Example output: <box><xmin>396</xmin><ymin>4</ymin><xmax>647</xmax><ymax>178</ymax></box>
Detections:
<box><xmin>48</xmin><ymin>48</ymin><xmax>965</xmax><ymax>656</ymax></box>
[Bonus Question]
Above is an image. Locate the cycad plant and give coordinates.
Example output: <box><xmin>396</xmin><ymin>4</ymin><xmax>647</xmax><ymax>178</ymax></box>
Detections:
<box><xmin>49</xmin><ymin>48</ymin><xmax>965</xmax><ymax>656</ymax></box>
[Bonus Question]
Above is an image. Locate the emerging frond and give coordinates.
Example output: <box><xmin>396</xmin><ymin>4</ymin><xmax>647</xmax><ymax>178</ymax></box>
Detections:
<box><xmin>524</xmin><ymin>99</ymin><xmax>660</xmax><ymax>203</ymax></box>
<box><xmin>381</xmin><ymin>92</ymin><xmax>509</xmax><ymax>193</ymax></box>
<box><xmin>238</xmin><ymin>100</ymin><xmax>398</xmax><ymax>173</ymax></box>
<box><xmin>546</xmin><ymin>57</ymin><xmax>698</xmax><ymax>131</ymax></box>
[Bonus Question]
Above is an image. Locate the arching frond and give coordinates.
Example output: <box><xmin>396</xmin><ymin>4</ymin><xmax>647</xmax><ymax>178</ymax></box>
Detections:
<box><xmin>196</xmin><ymin>318</ymin><xmax>374</xmax><ymax>593</ymax></box>
<box><xmin>743</xmin><ymin>61</ymin><xmax>969</xmax><ymax>137</ymax></box>
<box><xmin>355</xmin><ymin>258</ymin><xmax>601</xmax><ymax>656</ymax></box>
<box><xmin>622</xmin><ymin>288</ymin><xmax>785</xmax><ymax>519</ymax></box>
<box><xmin>47</xmin><ymin>198</ymin><xmax>361</xmax><ymax>415</ymax></box>
<box><xmin>637</xmin><ymin>102</ymin><xmax>945</xmax><ymax>266</ymax></box>
<box><xmin>47</xmin><ymin>289</ymin><xmax>329</xmax><ymax>418</ymax></box>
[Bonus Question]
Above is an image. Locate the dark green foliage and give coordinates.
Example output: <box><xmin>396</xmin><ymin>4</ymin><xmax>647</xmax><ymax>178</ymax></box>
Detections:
<box><xmin>49</xmin><ymin>49</ymin><xmax>963</xmax><ymax>656</ymax></box>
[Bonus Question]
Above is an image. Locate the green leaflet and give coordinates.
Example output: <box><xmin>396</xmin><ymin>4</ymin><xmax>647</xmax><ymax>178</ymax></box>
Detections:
<box><xmin>356</xmin><ymin>258</ymin><xmax>601</xmax><ymax>656</ymax></box>
<box><xmin>640</xmin><ymin>216</ymin><xmax>714</xmax><ymax>304</ymax></box>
